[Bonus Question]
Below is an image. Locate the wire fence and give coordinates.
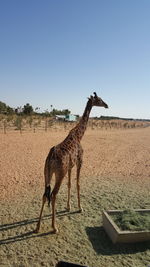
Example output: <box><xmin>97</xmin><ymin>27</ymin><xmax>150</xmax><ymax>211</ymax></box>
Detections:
<box><xmin>0</xmin><ymin>115</ymin><xmax>149</xmax><ymax>134</ymax></box>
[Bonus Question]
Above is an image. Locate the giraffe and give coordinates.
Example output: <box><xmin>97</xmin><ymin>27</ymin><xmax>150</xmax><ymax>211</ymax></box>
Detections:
<box><xmin>35</xmin><ymin>92</ymin><xmax>108</xmax><ymax>233</ymax></box>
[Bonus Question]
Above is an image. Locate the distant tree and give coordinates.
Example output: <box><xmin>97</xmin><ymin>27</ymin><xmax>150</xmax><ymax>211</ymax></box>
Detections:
<box><xmin>62</xmin><ymin>109</ymin><xmax>70</xmax><ymax>116</ymax></box>
<box><xmin>23</xmin><ymin>103</ymin><xmax>33</xmax><ymax>115</ymax></box>
<box><xmin>7</xmin><ymin>106</ymin><xmax>14</xmax><ymax>114</ymax></box>
<box><xmin>50</xmin><ymin>108</ymin><xmax>58</xmax><ymax>116</ymax></box>
<box><xmin>50</xmin><ymin>108</ymin><xmax>71</xmax><ymax>116</ymax></box>
<box><xmin>0</xmin><ymin>101</ymin><xmax>7</xmax><ymax>113</ymax></box>
<box><xmin>14</xmin><ymin>116</ymin><xmax>23</xmax><ymax>133</ymax></box>
<box><xmin>44</xmin><ymin>109</ymin><xmax>50</xmax><ymax>117</ymax></box>
<box><xmin>0</xmin><ymin>101</ymin><xmax>14</xmax><ymax>114</ymax></box>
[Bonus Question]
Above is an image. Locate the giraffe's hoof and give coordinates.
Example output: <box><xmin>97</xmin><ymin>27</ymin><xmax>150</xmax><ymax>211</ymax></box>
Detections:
<box><xmin>66</xmin><ymin>206</ymin><xmax>71</xmax><ymax>212</ymax></box>
<box><xmin>34</xmin><ymin>227</ymin><xmax>39</xmax><ymax>233</ymax></box>
<box><xmin>34</xmin><ymin>222</ymin><xmax>40</xmax><ymax>233</ymax></box>
<box><xmin>52</xmin><ymin>228</ymin><xmax>59</xmax><ymax>234</ymax></box>
<box><xmin>78</xmin><ymin>207</ymin><xmax>83</xmax><ymax>213</ymax></box>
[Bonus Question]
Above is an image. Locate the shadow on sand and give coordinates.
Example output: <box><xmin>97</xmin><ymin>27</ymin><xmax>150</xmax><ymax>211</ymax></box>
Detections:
<box><xmin>0</xmin><ymin>210</ymin><xmax>79</xmax><ymax>245</ymax></box>
<box><xmin>86</xmin><ymin>226</ymin><xmax>150</xmax><ymax>255</ymax></box>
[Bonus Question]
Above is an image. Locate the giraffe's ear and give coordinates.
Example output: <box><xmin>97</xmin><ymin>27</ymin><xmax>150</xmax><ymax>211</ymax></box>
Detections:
<box><xmin>88</xmin><ymin>95</ymin><xmax>94</xmax><ymax>101</ymax></box>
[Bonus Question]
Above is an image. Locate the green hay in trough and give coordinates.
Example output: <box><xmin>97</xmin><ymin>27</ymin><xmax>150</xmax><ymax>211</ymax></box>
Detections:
<box><xmin>112</xmin><ymin>209</ymin><xmax>150</xmax><ymax>231</ymax></box>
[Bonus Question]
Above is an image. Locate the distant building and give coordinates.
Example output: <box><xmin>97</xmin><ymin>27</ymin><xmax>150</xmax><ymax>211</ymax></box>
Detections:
<box><xmin>55</xmin><ymin>115</ymin><xmax>66</xmax><ymax>121</ymax></box>
<box><xmin>55</xmin><ymin>114</ymin><xmax>77</xmax><ymax>122</ymax></box>
<box><xmin>65</xmin><ymin>114</ymin><xmax>77</xmax><ymax>122</ymax></box>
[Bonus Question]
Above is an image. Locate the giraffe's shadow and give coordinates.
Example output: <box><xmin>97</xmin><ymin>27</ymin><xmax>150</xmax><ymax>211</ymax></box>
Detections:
<box><xmin>86</xmin><ymin>226</ymin><xmax>150</xmax><ymax>255</ymax></box>
<box><xmin>0</xmin><ymin>210</ymin><xmax>79</xmax><ymax>245</ymax></box>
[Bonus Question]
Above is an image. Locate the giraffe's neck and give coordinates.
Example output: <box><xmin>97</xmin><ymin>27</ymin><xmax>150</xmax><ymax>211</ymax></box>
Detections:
<box><xmin>59</xmin><ymin>99</ymin><xmax>92</xmax><ymax>150</ymax></box>
<box><xmin>81</xmin><ymin>99</ymin><xmax>92</xmax><ymax>125</ymax></box>
<box><xmin>73</xmin><ymin>99</ymin><xmax>92</xmax><ymax>142</ymax></box>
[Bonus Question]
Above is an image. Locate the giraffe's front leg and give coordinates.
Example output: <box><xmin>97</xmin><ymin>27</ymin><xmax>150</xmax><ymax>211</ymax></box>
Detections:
<box><xmin>67</xmin><ymin>168</ymin><xmax>71</xmax><ymax>212</ymax></box>
<box><xmin>77</xmin><ymin>164</ymin><xmax>83</xmax><ymax>213</ymax></box>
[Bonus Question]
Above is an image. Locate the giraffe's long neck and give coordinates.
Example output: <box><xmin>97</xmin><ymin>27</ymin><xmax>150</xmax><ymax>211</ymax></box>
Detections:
<box><xmin>74</xmin><ymin>99</ymin><xmax>92</xmax><ymax>142</ymax></box>
<box><xmin>80</xmin><ymin>99</ymin><xmax>92</xmax><ymax>125</ymax></box>
<box><xmin>59</xmin><ymin>99</ymin><xmax>92</xmax><ymax>150</ymax></box>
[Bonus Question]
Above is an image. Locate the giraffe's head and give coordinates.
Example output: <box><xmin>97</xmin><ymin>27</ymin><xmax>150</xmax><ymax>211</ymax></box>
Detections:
<box><xmin>89</xmin><ymin>92</ymin><xmax>108</xmax><ymax>108</ymax></box>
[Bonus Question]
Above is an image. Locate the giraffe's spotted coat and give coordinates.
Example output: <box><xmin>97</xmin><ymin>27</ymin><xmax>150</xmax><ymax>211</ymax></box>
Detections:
<box><xmin>35</xmin><ymin>93</ymin><xmax>108</xmax><ymax>233</ymax></box>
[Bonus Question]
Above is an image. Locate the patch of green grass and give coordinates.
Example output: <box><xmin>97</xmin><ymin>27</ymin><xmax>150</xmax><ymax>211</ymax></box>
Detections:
<box><xmin>112</xmin><ymin>209</ymin><xmax>150</xmax><ymax>231</ymax></box>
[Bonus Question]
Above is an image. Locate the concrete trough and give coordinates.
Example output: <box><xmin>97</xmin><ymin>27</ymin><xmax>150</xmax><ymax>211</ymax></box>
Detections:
<box><xmin>102</xmin><ymin>209</ymin><xmax>150</xmax><ymax>243</ymax></box>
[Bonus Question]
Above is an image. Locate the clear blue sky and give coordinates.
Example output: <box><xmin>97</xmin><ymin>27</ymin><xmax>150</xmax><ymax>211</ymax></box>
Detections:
<box><xmin>0</xmin><ymin>0</ymin><xmax>150</xmax><ymax>119</ymax></box>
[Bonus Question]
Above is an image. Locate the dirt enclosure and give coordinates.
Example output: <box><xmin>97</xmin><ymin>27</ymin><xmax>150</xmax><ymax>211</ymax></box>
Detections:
<box><xmin>0</xmin><ymin>127</ymin><xmax>150</xmax><ymax>267</ymax></box>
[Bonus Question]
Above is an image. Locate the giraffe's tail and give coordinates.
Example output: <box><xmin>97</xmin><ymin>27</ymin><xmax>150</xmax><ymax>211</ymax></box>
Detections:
<box><xmin>44</xmin><ymin>146</ymin><xmax>55</xmax><ymax>206</ymax></box>
<box><xmin>44</xmin><ymin>185</ymin><xmax>51</xmax><ymax>206</ymax></box>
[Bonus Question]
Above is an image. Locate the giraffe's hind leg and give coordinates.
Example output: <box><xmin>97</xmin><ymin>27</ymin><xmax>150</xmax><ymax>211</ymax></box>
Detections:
<box><xmin>35</xmin><ymin>153</ymin><xmax>53</xmax><ymax>233</ymax></box>
<box><xmin>51</xmin><ymin>174</ymin><xmax>65</xmax><ymax>233</ymax></box>
<box><xmin>35</xmin><ymin>194</ymin><xmax>47</xmax><ymax>233</ymax></box>
<box><xmin>35</xmin><ymin>185</ymin><xmax>51</xmax><ymax>233</ymax></box>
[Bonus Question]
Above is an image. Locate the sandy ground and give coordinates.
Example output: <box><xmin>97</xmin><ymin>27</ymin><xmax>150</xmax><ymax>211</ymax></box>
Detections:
<box><xmin>0</xmin><ymin>127</ymin><xmax>150</xmax><ymax>267</ymax></box>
